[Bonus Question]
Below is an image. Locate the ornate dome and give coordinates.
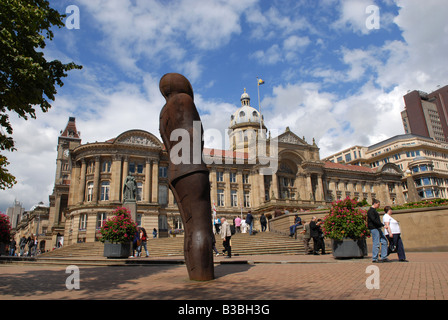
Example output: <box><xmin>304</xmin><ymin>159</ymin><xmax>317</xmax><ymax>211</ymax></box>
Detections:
<box><xmin>229</xmin><ymin>89</ymin><xmax>264</xmax><ymax>128</ymax></box>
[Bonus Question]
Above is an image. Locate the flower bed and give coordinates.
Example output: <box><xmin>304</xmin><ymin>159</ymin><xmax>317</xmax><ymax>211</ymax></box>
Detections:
<box><xmin>0</xmin><ymin>213</ymin><xmax>11</xmax><ymax>243</ymax></box>
<box><xmin>322</xmin><ymin>197</ymin><xmax>370</xmax><ymax>241</ymax></box>
<box><xmin>99</xmin><ymin>207</ymin><xmax>137</xmax><ymax>244</ymax></box>
<box><xmin>391</xmin><ymin>199</ymin><xmax>448</xmax><ymax>210</ymax></box>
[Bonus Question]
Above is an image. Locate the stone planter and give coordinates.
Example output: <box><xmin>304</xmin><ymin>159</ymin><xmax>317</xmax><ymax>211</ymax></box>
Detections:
<box><xmin>0</xmin><ymin>242</ymin><xmax>6</xmax><ymax>256</ymax></box>
<box><xmin>103</xmin><ymin>241</ymin><xmax>132</xmax><ymax>258</ymax></box>
<box><xmin>331</xmin><ymin>238</ymin><xmax>368</xmax><ymax>259</ymax></box>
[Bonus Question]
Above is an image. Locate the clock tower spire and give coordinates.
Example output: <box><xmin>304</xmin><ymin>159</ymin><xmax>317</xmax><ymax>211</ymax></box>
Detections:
<box><xmin>48</xmin><ymin>117</ymin><xmax>82</xmax><ymax>248</ymax></box>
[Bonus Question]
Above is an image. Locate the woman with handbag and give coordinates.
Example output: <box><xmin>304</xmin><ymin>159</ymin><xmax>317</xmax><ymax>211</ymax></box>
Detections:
<box><xmin>383</xmin><ymin>206</ymin><xmax>408</xmax><ymax>262</ymax></box>
<box><xmin>140</xmin><ymin>227</ymin><xmax>150</xmax><ymax>257</ymax></box>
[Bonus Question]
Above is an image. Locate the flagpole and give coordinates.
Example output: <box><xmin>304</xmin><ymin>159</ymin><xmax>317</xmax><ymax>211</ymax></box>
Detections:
<box><xmin>257</xmin><ymin>77</ymin><xmax>263</xmax><ymax>136</ymax></box>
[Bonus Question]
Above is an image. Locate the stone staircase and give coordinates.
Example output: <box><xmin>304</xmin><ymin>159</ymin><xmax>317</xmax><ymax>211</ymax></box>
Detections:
<box><xmin>39</xmin><ymin>231</ymin><xmax>306</xmax><ymax>258</ymax></box>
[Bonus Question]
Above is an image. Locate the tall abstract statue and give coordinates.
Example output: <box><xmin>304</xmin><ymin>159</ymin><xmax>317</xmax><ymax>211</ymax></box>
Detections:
<box><xmin>159</xmin><ymin>73</ymin><xmax>214</xmax><ymax>281</ymax></box>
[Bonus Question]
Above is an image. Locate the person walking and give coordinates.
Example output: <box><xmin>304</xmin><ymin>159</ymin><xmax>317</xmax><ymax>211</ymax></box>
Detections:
<box><xmin>310</xmin><ymin>217</ymin><xmax>325</xmax><ymax>255</ymax></box>
<box><xmin>300</xmin><ymin>220</ymin><xmax>312</xmax><ymax>254</ymax></box>
<box><xmin>131</xmin><ymin>228</ymin><xmax>141</xmax><ymax>258</ymax></box>
<box><xmin>260</xmin><ymin>213</ymin><xmax>267</xmax><ymax>232</ymax></box>
<box><xmin>214</xmin><ymin>217</ymin><xmax>221</xmax><ymax>235</ymax></box>
<box><xmin>383</xmin><ymin>206</ymin><xmax>408</xmax><ymax>262</ymax></box>
<box><xmin>367</xmin><ymin>199</ymin><xmax>390</xmax><ymax>263</ymax></box>
<box><xmin>27</xmin><ymin>234</ymin><xmax>35</xmax><ymax>257</ymax></box>
<box><xmin>234</xmin><ymin>216</ymin><xmax>241</xmax><ymax>233</ymax></box>
<box><xmin>246</xmin><ymin>211</ymin><xmax>254</xmax><ymax>235</ymax></box>
<box><xmin>140</xmin><ymin>227</ymin><xmax>150</xmax><ymax>257</ymax></box>
<box><xmin>19</xmin><ymin>235</ymin><xmax>27</xmax><ymax>256</ymax></box>
<box><xmin>9</xmin><ymin>238</ymin><xmax>16</xmax><ymax>256</ymax></box>
<box><xmin>220</xmin><ymin>217</ymin><xmax>232</xmax><ymax>258</ymax></box>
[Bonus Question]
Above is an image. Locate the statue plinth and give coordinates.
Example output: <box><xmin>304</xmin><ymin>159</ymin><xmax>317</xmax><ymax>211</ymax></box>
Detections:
<box><xmin>123</xmin><ymin>200</ymin><xmax>137</xmax><ymax>223</ymax></box>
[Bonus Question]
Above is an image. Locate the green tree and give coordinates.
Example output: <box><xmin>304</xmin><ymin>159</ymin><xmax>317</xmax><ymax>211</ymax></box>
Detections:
<box><xmin>0</xmin><ymin>0</ymin><xmax>82</xmax><ymax>189</ymax></box>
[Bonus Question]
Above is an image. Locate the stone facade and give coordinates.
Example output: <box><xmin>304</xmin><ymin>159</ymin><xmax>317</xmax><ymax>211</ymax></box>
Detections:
<box><xmin>323</xmin><ymin>133</ymin><xmax>448</xmax><ymax>202</ymax></box>
<box><xmin>46</xmin><ymin>90</ymin><xmax>406</xmax><ymax>246</ymax></box>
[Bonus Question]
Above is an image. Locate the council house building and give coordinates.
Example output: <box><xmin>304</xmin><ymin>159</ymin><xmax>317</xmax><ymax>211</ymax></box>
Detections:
<box><xmin>46</xmin><ymin>90</ymin><xmax>404</xmax><ymax>247</ymax></box>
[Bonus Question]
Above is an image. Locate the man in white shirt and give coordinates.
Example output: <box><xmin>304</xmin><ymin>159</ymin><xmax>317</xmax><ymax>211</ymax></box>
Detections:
<box><xmin>383</xmin><ymin>206</ymin><xmax>408</xmax><ymax>262</ymax></box>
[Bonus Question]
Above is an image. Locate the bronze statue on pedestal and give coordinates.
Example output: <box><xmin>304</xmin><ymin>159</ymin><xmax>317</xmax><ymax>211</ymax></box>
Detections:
<box><xmin>159</xmin><ymin>73</ymin><xmax>214</xmax><ymax>281</ymax></box>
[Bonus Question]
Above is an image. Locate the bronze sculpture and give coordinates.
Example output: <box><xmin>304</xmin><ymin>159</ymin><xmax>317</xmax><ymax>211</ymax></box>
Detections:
<box><xmin>159</xmin><ymin>73</ymin><xmax>214</xmax><ymax>281</ymax></box>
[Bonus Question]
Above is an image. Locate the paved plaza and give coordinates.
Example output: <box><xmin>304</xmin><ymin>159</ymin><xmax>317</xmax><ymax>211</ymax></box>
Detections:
<box><xmin>1</xmin><ymin>252</ymin><xmax>447</xmax><ymax>303</ymax></box>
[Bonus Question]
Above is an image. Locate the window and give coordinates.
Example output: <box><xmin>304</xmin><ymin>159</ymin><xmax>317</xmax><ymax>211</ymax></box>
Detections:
<box><xmin>100</xmin><ymin>181</ymin><xmax>110</xmax><ymax>201</ymax></box>
<box><xmin>129</xmin><ymin>162</ymin><xmax>135</xmax><ymax>174</ymax></box>
<box><xmin>244</xmin><ymin>191</ymin><xmax>250</xmax><ymax>207</ymax></box>
<box><xmin>62</xmin><ymin>162</ymin><xmax>70</xmax><ymax>171</ymax></box>
<box><xmin>137</xmin><ymin>163</ymin><xmax>144</xmax><ymax>174</ymax></box>
<box><xmin>216</xmin><ymin>171</ymin><xmax>224</xmax><ymax>182</ymax></box>
<box><xmin>242</xmin><ymin>173</ymin><xmax>249</xmax><ymax>184</ymax></box>
<box><xmin>388</xmin><ymin>183</ymin><xmax>395</xmax><ymax>193</ymax></box>
<box><xmin>87</xmin><ymin>182</ymin><xmax>94</xmax><ymax>202</ymax></box>
<box><xmin>96</xmin><ymin>212</ymin><xmax>107</xmax><ymax>230</ymax></box>
<box><xmin>102</xmin><ymin>161</ymin><xmax>111</xmax><ymax>172</ymax></box>
<box><xmin>87</xmin><ymin>161</ymin><xmax>94</xmax><ymax>174</ymax></box>
<box><xmin>231</xmin><ymin>190</ymin><xmax>238</xmax><ymax>207</ymax></box>
<box><xmin>79</xmin><ymin>214</ymin><xmax>88</xmax><ymax>231</ymax></box>
<box><xmin>230</xmin><ymin>172</ymin><xmax>236</xmax><ymax>183</ymax></box>
<box><xmin>217</xmin><ymin>189</ymin><xmax>224</xmax><ymax>207</ymax></box>
<box><xmin>159</xmin><ymin>166</ymin><xmax>167</xmax><ymax>178</ymax></box>
<box><xmin>158</xmin><ymin>185</ymin><xmax>168</xmax><ymax>205</ymax></box>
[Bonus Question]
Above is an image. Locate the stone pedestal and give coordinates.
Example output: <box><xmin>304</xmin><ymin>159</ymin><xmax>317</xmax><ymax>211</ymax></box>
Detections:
<box><xmin>406</xmin><ymin>176</ymin><xmax>421</xmax><ymax>203</ymax></box>
<box><xmin>123</xmin><ymin>200</ymin><xmax>137</xmax><ymax>223</ymax></box>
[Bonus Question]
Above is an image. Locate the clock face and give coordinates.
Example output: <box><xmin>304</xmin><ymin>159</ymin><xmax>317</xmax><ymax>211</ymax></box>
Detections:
<box><xmin>63</xmin><ymin>149</ymin><xmax>70</xmax><ymax>157</ymax></box>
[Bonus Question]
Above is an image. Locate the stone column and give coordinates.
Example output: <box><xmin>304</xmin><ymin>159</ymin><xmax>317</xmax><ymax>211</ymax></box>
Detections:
<box><xmin>92</xmin><ymin>156</ymin><xmax>100</xmax><ymax>203</ymax></box>
<box><xmin>151</xmin><ymin>160</ymin><xmax>159</xmax><ymax>203</ymax></box>
<box><xmin>255</xmin><ymin>171</ymin><xmax>265</xmax><ymax>206</ymax></box>
<box><xmin>111</xmin><ymin>155</ymin><xmax>122</xmax><ymax>202</ymax></box>
<box><xmin>237</xmin><ymin>169</ymin><xmax>244</xmax><ymax>208</ymax></box>
<box><xmin>316</xmin><ymin>174</ymin><xmax>324</xmax><ymax>202</ymax></box>
<box><xmin>210</xmin><ymin>167</ymin><xmax>217</xmax><ymax>206</ymax></box>
<box><xmin>69</xmin><ymin>162</ymin><xmax>80</xmax><ymax>206</ymax></box>
<box><xmin>78</xmin><ymin>160</ymin><xmax>87</xmax><ymax>204</ymax></box>
<box><xmin>144</xmin><ymin>158</ymin><xmax>151</xmax><ymax>203</ymax></box>
<box><xmin>306</xmin><ymin>174</ymin><xmax>313</xmax><ymax>201</ymax></box>
<box><xmin>224</xmin><ymin>168</ymin><xmax>231</xmax><ymax>208</ymax></box>
<box><xmin>272</xmin><ymin>173</ymin><xmax>279</xmax><ymax>200</ymax></box>
<box><xmin>122</xmin><ymin>156</ymin><xmax>129</xmax><ymax>198</ymax></box>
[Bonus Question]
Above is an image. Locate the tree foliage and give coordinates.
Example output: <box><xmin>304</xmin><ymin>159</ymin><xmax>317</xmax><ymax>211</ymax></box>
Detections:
<box><xmin>0</xmin><ymin>0</ymin><xmax>82</xmax><ymax>189</ymax></box>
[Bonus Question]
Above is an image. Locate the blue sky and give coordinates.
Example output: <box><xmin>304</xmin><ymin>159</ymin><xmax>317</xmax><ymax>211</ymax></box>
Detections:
<box><xmin>2</xmin><ymin>0</ymin><xmax>448</xmax><ymax>213</ymax></box>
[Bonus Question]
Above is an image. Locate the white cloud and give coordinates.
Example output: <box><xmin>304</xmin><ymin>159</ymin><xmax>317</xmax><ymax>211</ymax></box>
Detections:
<box><xmin>332</xmin><ymin>0</ymin><xmax>379</xmax><ymax>34</ymax></box>
<box><xmin>77</xmin><ymin>0</ymin><xmax>257</xmax><ymax>75</ymax></box>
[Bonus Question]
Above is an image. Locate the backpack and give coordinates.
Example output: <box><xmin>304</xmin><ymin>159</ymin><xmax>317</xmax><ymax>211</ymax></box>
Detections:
<box><xmin>230</xmin><ymin>225</ymin><xmax>236</xmax><ymax>235</ymax></box>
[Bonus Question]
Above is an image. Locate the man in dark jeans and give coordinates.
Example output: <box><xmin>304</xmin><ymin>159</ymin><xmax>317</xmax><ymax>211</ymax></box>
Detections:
<box><xmin>367</xmin><ymin>199</ymin><xmax>390</xmax><ymax>263</ymax></box>
<box><xmin>310</xmin><ymin>217</ymin><xmax>325</xmax><ymax>255</ymax></box>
